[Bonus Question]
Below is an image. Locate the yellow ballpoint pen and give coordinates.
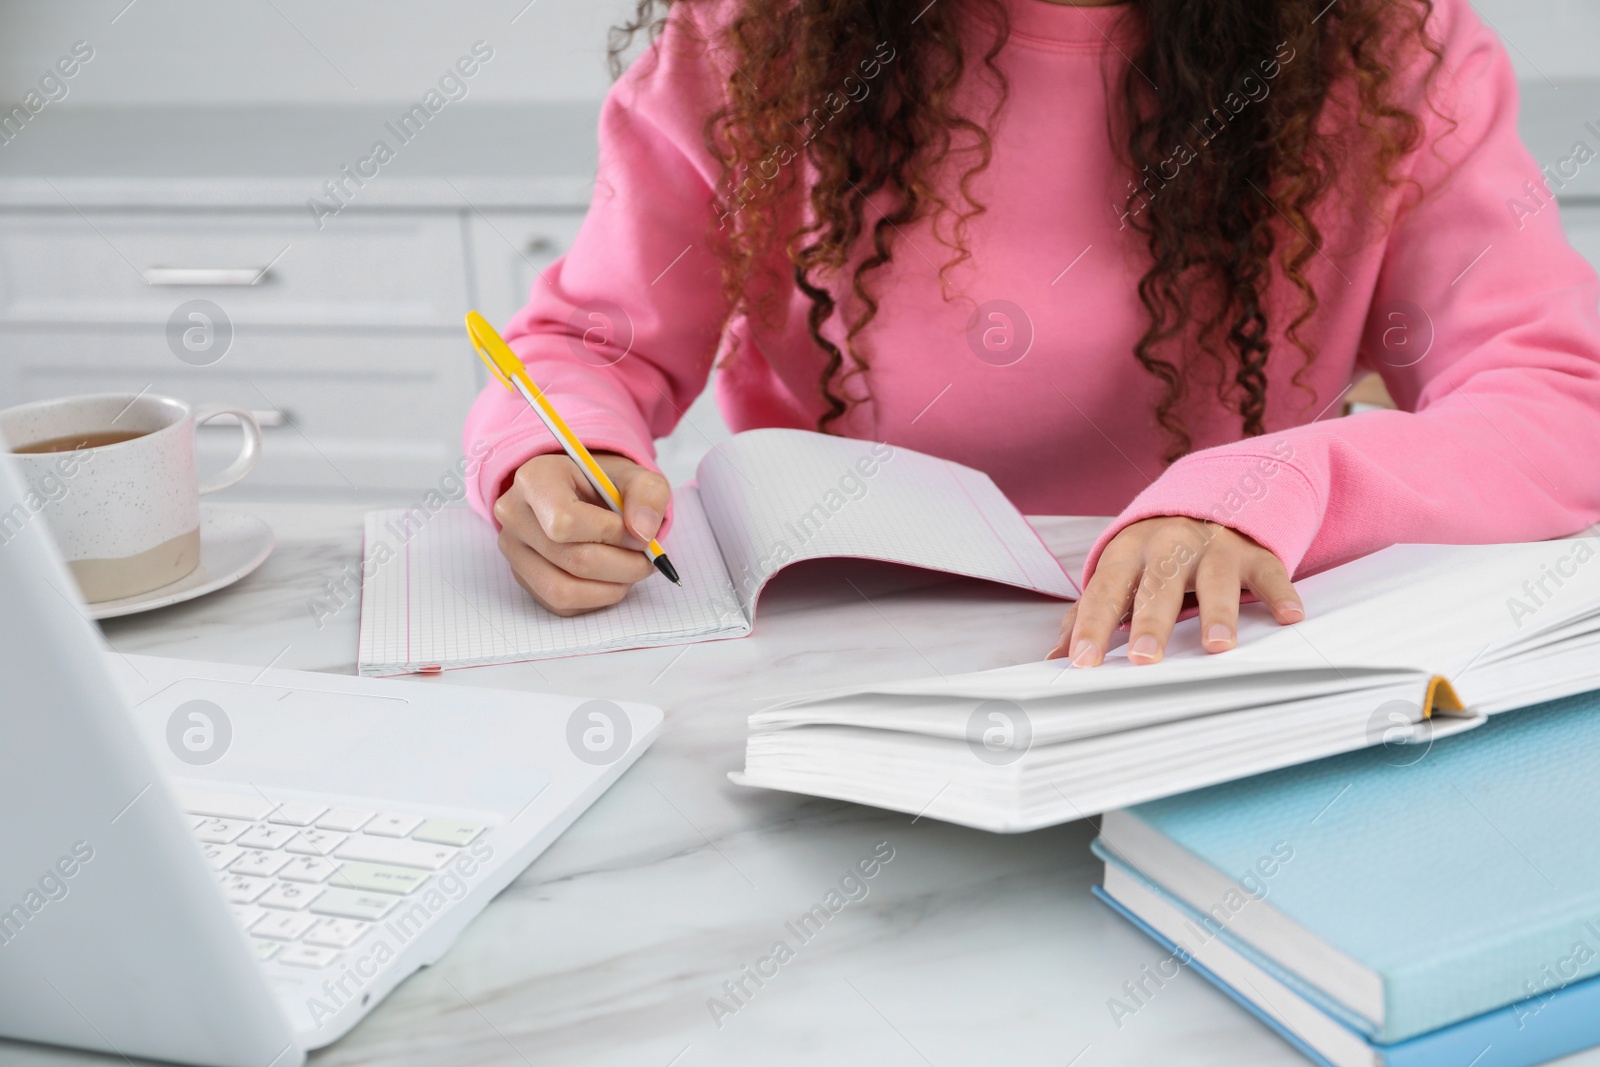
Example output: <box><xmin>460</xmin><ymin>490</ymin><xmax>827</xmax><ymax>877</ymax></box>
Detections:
<box><xmin>466</xmin><ymin>310</ymin><xmax>681</xmax><ymax>587</ymax></box>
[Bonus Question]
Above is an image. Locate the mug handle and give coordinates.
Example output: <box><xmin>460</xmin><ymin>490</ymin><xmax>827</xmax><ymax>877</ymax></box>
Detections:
<box><xmin>193</xmin><ymin>404</ymin><xmax>263</xmax><ymax>494</ymax></box>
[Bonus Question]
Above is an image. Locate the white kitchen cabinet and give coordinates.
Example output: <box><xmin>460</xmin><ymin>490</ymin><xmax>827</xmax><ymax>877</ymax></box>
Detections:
<box><xmin>0</xmin><ymin>211</ymin><xmax>476</xmax><ymax>492</ymax></box>
<box><xmin>0</xmin><ymin>105</ymin><xmax>599</xmax><ymax>498</ymax></box>
<box><xmin>465</xmin><ymin>211</ymin><xmax>586</xmax><ymax>333</ymax></box>
<box><xmin>0</xmin><ymin>212</ymin><xmax>470</xmax><ymax>327</ymax></box>
<box><xmin>11</xmin><ymin>330</ymin><xmax>476</xmax><ymax>491</ymax></box>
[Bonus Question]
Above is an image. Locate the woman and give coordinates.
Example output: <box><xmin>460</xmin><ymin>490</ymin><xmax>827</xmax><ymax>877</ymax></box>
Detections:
<box><xmin>464</xmin><ymin>0</ymin><xmax>1600</xmax><ymax>666</ymax></box>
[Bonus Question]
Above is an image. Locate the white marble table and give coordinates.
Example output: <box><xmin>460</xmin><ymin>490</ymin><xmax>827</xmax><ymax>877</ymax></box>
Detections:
<box><xmin>10</xmin><ymin>503</ymin><xmax>1599</xmax><ymax>1067</ymax></box>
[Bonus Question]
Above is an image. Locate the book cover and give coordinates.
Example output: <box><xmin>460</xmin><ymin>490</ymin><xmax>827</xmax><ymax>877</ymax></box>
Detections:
<box><xmin>1094</xmin><ymin>879</ymin><xmax>1600</xmax><ymax>1067</ymax></box>
<box><xmin>1113</xmin><ymin>688</ymin><xmax>1600</xmax><ymax>1042</ymax></box>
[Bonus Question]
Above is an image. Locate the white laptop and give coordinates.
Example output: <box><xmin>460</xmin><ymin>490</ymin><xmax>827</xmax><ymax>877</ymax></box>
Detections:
<box><xmin>0</xmin><ymin>448</ymin><xmax>663</xmax><ymax>1066</ymax></box>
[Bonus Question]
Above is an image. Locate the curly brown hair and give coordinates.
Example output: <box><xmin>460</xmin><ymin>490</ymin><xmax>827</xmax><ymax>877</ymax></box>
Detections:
<box><xmin>611</xmin><ymin>0</ymin><xmax>1441</xmax><ymax>461</ymax></box>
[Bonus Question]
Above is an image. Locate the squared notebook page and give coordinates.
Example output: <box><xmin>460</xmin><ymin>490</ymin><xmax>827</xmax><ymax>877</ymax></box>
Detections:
<box><xmin>695</xmin><ymin>429</ymin><xmax>1078</xmax><ymax>615</ymax></box>
<box><xmin>357</xmin><ymin>490</ymin><xmax>745</xmax><ymax>676</ymax></box>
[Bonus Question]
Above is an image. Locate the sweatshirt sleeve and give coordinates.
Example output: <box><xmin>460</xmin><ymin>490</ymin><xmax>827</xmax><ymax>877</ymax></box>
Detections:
<box><xmin>463</xmin><ymin>9</ymin><xmax>731</xmax><ymax>524</ymax></box>
<box><xmin>1083</xmin><ymin>0</ymin><xmax>1600</xmax><ymax>584</ymax></box>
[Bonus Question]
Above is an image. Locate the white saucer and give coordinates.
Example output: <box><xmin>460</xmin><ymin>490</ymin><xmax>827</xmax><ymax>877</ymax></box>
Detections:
<box><xmin>88</xmin><ymin>508</ymin><xmax>275</xmax><ymax>621</ymax></box>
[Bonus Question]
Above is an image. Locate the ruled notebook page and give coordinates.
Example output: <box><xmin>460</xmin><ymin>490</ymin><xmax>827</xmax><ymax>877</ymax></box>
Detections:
<box><xmin>357</xmin><ymin>489</ymin><xmax>746</xmax><ymax>676</ymax></box>
<box><xmin>695</xmin><ymin>429</ymin><xmax>1078</xmax><ymax>616</ymax></box>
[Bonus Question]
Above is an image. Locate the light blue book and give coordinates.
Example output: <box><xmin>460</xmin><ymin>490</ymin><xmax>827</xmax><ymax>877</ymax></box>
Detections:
<box><xmin>1093</xmin><ymin>869</ymin><xmax>1600</xmax><ymax>1067</ymax></box>
<box><xmin>1097</xmin><ymin>689</ymin><xmax>1600</xmax><ymax>1046</ymax></box>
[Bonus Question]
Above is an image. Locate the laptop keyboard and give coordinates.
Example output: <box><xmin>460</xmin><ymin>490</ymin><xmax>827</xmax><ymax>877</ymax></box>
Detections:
<box><xmin>178</xmin><ymin>786</ymin><xmax>492</xmax><ymax>971</ymax></box>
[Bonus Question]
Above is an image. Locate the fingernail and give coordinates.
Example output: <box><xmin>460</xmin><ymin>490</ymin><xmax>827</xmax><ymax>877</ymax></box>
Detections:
<box><xmin>1128</xmin><ymin>635</ymin><xmax>1161</xmax><ymax>663</ymax></box>
<box><xmin>1277</xmin><ymin>600</ymin><xmax>1305</xmax><ymax>622</ymax></box>
<box><xmin>631</xmin><ymin>506</ymin><xmax>662</xmax><ymax>539</ymax></box>
<box><xmin>1205</xmin><ymin>623</ymin><xmax>1235</xmax><ymax>649</ymax></box>
<box><xmin>1069</xmin><ymin>639</ymin><xmax>1097</xmax><ymax>667</ymax></box>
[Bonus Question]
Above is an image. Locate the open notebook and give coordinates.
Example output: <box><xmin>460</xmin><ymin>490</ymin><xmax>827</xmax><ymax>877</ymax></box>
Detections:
<box><xmin>357</xmin><ymin>429</ymin><xmax>1077</xmax><ymax>676</ymax></box>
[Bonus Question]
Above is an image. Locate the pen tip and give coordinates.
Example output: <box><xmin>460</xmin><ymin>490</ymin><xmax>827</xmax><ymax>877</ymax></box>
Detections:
<box><xmin>652</xmin><ymin>554</ymin><xmax>682</xmax><ymax>587</ymax></box>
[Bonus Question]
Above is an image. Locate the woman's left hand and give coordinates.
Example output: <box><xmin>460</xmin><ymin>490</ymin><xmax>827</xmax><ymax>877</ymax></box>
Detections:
<box><xmin>1047</xmin><ymin>516</ymin><xmax>1305</xmax><ymax>666</ymax></box>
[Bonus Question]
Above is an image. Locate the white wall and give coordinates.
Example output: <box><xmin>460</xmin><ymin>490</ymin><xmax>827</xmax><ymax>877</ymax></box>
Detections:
<box><xmin>1469</xmin><ymin>0</ymin><xmax>1600</xmax><ymax>83</ymax></box>
<box><xmin>0</xmin><ymin>0</ymin><xmax>1592</xmax><ymax>108</ymax></box>
<box><xmin>0</xmin><ymin>0</ymin><xmax>640</xmax><ymax>105</ymax></box>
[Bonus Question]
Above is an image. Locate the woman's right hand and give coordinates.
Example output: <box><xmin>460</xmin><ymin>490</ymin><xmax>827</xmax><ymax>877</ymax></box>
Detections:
<box><xmin>492</xmin><ymin>452</ymin><xmax>672</xmax><ymax>616</ymax></box>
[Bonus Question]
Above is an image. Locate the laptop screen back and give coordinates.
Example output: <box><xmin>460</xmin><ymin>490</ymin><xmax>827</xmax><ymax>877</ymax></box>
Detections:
<box><xmin>0</xmin><ymin>445</ymin><xmax>300</xmax><ymax>1067</ymax></box>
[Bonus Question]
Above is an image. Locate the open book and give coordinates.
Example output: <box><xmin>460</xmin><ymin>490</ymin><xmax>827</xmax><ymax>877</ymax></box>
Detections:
<box><xmin>731</xmin><ymin>537</ymin><xmax>1600</xmax><ymax>832</ymax></box>
<box><xmin>357</xmin><ymin>429</ymin><xmax>1076</xmax><ymax>675</ymax></box>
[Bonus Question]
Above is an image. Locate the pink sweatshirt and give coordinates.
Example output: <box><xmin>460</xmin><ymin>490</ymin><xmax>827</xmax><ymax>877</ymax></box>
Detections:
<box><xmin>464</xmin><ymin>0</ymin><xmax>1600</xmax><ymax>585</ymax></box>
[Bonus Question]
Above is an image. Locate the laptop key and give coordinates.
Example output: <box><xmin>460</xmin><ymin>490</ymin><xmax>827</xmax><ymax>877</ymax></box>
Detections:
<box><xmin>335</xmin><ymin>835</ymin><xmax>456</xmax><ymax>871</ymax></box>
<box><xmin>237</xmin><ymin>824</ymin><xmax>297</xmax><ymax>850</ymax></box>
<box><xmin>411</xmin><ymin>819</ymin><xmax>486</xmax><ymax>847</ymax></box>
<box><xmin>179</xmin><ymin>789</ymin><xmax>275</xmax><ymax>822</ymax></box>
<box><xmin>266</xmin><ymin>801</ymin><xmax>328</xmax><ymax>827</ymax></box>
<box><xmin>285</xmin><ymin>830</ymin><xmax>346</xmax><ymax>856</ymax></box>
<box><xmin>222</xmin><ymin>874</ymin><xmax>270</xmax><ymax>903</ymax></box>
<box><xmin>254</xmin><ymin>911</ymin><xmax>318</xmax><ymax>941</ymax></box>
<box><xmin>304</xmin><ymin>918</ymin><xmax>370</xmax><ymax>949</ymax></box>
<box><xmin>316</xmin><ymin>808</ymin><xmax>375</xmax><ymax>833</ymax></box>
<box><xmin>195</xmin><ymin>798</ymin><xmax>490</xmax><ymax>951</ymax></box>
<box><xmin>279</xmin><ymin>855</ymin><xmax>340</xmax><ymax>883</ymax></box>
<box><xmin>195</xmin><ymin>818</ymin><xmax>251</xmax><ymax>844</ymax></box>
<box><xmin>365</xmin><ymin>813</ymin><xmax>424</xmax><ymax>838</ymax></box>
<box><xmin>201</xmin><ymin>844</ymin><xmax>243</xmax><ymax>871</ymax></box>
<box><xmin>329</xmin><ymin>861</ymin><xmax>428</xmax><ymax>895</ymax></box>
<box><xmin>309</xmin><ymin>888</ymin><xmax>399</xmax><ymax>921</ymax></box>
<box><xmin>229</xmin><ymin>850</ymin><xmax>292</xmax><ymax>878</ymax></box>
<box><xmin>278</xmin><ymin>945</ymin><xmax>341</xmax><ymax>969</ymax></box>
<box><xmin>260</xmin><ymin>883</ymin><xmax>323</xmax><ymax>911</ymax></box>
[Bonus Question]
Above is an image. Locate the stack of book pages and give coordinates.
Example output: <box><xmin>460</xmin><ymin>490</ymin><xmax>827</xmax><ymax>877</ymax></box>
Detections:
<box><xmin>734</xmin><ymin>539</ymin><xmax>1600</xmax><ymax>830</ymax></box>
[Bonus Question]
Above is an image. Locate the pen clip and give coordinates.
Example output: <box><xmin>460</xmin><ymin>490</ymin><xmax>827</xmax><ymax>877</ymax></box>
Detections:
<box><xmin>466</xmin><ymin>310</ymin><xmax>521</xmax><ymax>394</ymax></box>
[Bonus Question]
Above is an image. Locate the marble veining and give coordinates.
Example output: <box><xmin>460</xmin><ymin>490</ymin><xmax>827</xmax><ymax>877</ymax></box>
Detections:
<box><xmin>13</xmin><ymin>503</ymin><xmax>1597</xmax><ymax>1067</ymax></box>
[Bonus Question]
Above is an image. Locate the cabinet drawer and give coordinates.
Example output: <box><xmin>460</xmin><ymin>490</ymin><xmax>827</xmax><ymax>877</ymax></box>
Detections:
<box><xmin>3</xmin><ymin>329</ymin><xmax>481</xmax><ymax>492</ymax></box>
<box><xmin>0</xmin><ymin>210</ymin><xmax>469</xmax><ymax>328</ymax></box>
<box><xmin>466</xmin><ymin>210</ymin><xmax>586</xmax><ymax>330</ymax></box>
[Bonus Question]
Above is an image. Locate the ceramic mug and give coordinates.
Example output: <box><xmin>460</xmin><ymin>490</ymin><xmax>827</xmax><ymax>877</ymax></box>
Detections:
<box><xmin>0</xmin><ymin>393</ymin><xmax>262</xmax><ymax>602</ymax></box>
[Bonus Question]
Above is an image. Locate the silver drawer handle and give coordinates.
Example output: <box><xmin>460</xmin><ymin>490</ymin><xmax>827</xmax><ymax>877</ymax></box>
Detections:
<box><xmin>200</xmin><ymin>409</ymin><xmax>287</xmax><ymax>428</ymax></box>
<box><xmin>525</xmin><ymin>236</ymin><xmax>556</xmax><ymax>254</ymax></box>
<box><xmin>143</xmin><ymin>267</ymin><xmax>272</xmax><ymax>286</ymax></box>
